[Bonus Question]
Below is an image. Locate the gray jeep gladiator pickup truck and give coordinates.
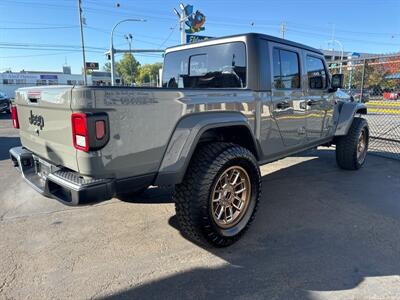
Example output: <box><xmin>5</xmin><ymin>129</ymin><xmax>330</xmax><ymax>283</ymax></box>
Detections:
<box><xmin>10</xmin><ymin>33</ymin><xmax>368</xmax><ymax>247</ymax></box>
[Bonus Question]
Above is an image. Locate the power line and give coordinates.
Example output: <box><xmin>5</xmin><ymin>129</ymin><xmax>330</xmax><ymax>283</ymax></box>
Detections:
<box><xmin>0</xmin><ymin>26</ymin><xmax>78</xmax><ymax>30</ymax></box>
<box><xmin>2</xmin><ymin>0</ymin><xmax>399</xmax><ymax>59</ymax></box>
<box><xmin>287</xmin><ymin>28</ymin><xmax>400</xmax><ymax>46</ymax></box>
<box><xmin>89</xmin><ymin>1</ymin><xmax>400</xmax><ymax>37</ymax></box>
<box><xmin>3</xmin><ymin>0</ymin><xmax>398</xmax><ymax>38</ymax></box>
<box><xmin>0</xmin><ymin>20</ymin><xmax>75</xmax><ymax>26</ymax></box>
<box><xmin>0</xmin><ymin>51</ymin><xmax>80</xmax><ymax>59</ymax></box>
<box><xmin>1</xmin><ymin>0</ymin><xmax>75</xmax><ymax>10</ymax></box>
<box><xmin>85</xmin><ymin>26</ymin><xmax>173</xmax><ymax>46</ymax></box>
<box><xmin>0</xmin><ymin>46</ymin><xmax>104</xmax><ymax>53</ymax></box>
<box><xmin>0</xmin><ymin>42</ymin><xmax>106</xmax><ymax>51</ymax></box>
<box><xmin>0</xmin><ymin>46</ymin><xmax>163</xmax><ymax>59</ymax></box>
<box><xmin>158</xmin><ymin>24</ymin><xmax>178</xmax><ymax>49</ymax></box>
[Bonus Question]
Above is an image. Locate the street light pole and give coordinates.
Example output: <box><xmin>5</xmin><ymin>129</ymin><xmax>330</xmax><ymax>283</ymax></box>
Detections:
<box><xmin>110</xmin><ymin>18</ymin><xmax>146</xmax><ymax>86</ymax></box>
<box><xmin>77</xmin><ymin>0</ymin><xmax>87</xmax><ymax>85</ymax></box>
<box><xmin>330</xmin><ymin>23</ymin><xmax>336</xmax><ymax>64</ymax></box>
<box><xmin>326</xmin><ymin>39</ymin><xmax>344</xmax><ymax>73</ymax></box>
<box><xmin>335</xmin><ymin>39</ymin><xmax>344</xmax><ymax>73</ymax></box>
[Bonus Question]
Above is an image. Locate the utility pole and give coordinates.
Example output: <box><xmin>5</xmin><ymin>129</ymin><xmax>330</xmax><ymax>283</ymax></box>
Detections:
<box><xmin>280</xmin><ymin>22</ymin><xmax>286</xmax><ymax>39</ymax></box>
<box><xmin>179</xmin><ymin>15</ymin><xmax>186</xmax><ymax>44</ymax></box>
<box><xmin>330</xmin><ymin>23</ymin><xmax>336</xmax><ymax>63</ymax></box>
<box><xmin>77</xmin><ymin>0</ymin><xmax>87</xmax><ymax>85</ymax></box>
<box><xmin>174</xmin><ymin>4</ymin><xmax>188</xmax><ymax>44</ymax></box>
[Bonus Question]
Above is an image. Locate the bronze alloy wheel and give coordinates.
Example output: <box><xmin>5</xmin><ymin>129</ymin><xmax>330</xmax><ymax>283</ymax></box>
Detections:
<box><xmin>174</xmin><ymin>142</ymin><xmax>261</xmax><ymax>247</ymax></box>
<box><xmin>357</xmin><ymin>129</ymin><xmax>367</xmax><ymax>164</ymax></box>
<box><xmin>211</xmin><ymin>166</ymin><xmax>251</xmax><ymax>229</ymax></box>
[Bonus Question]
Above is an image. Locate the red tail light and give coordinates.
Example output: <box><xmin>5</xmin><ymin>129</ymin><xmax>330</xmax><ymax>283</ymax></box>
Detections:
<box><xmin>95</xmin><ymin>120</ymin><xmax>106</xmax><ymax>140</ymax></box>
<box><xmin>71</xmin><ymin>112</ymin><xmax>109</xmax><ymax>152</ymax></box>
<box><xmin>11</xmin><ymin>106</ymin><xmax>19</xmax><ymax>129</ymax></box>
<box><xmin>71</xmin><ymin>113</ymin><xmax>89</xmax><ymax>152</ymax></box>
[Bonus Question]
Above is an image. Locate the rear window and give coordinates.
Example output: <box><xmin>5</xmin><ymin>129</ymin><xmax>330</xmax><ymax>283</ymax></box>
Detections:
<box><xmin>162</xmin><ymin>42</ymin><xmax>247</xmax><ymax>89</ymax></box>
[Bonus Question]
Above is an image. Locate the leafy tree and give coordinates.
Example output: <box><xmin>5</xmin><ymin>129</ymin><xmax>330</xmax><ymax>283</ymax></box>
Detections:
<box><xmin>81</xmin><ymin>67</ymin><xmax>94</xmax><ymax>75</ymax></box>
<box><xmin>116</xmin><ymin>53</ymin><xmax>141</xmax><ymax>85</ymax></box>
<box><xmin>136</xmin><ymin>62</ymin><xmax>163</xmax><ymax>85</ymax></box>
<box><xmin>102</xmin><ymin>54</ymin><xmax>140</xmax><ymax>85</ymax></box>
<box><xmin>383</xmin><ymin>55</ymin><xmax>400</xmax><ymax>74</ymax></box>
<box><xmin>102</xmin><ymin>58</ymin><xmax>163</xmax><ymax>86</ymax></box>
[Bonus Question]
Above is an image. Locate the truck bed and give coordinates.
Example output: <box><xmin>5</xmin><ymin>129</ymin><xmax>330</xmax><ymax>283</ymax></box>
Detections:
<box><xmin>14</xmin><ymin>85</ymin><xmax>257</xmax><ymax>179</ymax></box>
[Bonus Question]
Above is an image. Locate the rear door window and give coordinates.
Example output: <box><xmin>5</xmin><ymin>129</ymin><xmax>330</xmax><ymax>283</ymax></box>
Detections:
<box><xmin>272</xmin><ymin>48</ymin><xmax>301</xmax><ymax>89</ymax></box>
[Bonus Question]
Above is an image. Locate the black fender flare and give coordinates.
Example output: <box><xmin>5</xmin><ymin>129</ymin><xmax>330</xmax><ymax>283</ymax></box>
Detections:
<box><xmin>335</xmin><ymin>102</ymin><xmax>368</xmax><ymax>136</ymax></box>
<box><xmin>154</xmin><ymin>112</ymin><xmax>259</xmax><ymax>186</ymax></box>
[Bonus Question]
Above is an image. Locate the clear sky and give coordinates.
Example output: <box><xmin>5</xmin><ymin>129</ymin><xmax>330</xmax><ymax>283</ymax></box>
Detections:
<box><xmin>1</xmin><ymin>0</ymin><xmax>399</xmax><ymax>74</ymax></box>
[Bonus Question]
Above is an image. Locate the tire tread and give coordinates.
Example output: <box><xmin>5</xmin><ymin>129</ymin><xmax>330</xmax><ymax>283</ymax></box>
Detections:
<box><xmin>336</xmin><ymin>117</ymin><xmax>369</xmax><ymax>170</ymax></box>
<box><xmin>173</xmin><ymin>142</ymin><xmax>261</xmax><ymax>247</ymax></box>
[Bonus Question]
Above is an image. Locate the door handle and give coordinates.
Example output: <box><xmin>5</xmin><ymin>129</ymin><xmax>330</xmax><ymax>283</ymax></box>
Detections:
<box><xmin>277</xmin><ymin>101</ymin><xmax>290</xmax><ymax>109</ymax></box>
<box><xmin>307</xmin><ymin>99</ymin><xmax>318</xmax><ymax>106</ymax></box>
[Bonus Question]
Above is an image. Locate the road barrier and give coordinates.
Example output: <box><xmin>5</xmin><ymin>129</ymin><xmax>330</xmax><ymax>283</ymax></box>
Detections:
<box><xmin>329</xmin><ymin>54</ymin><xmax>400</xmax><ymax>160</ymax></box>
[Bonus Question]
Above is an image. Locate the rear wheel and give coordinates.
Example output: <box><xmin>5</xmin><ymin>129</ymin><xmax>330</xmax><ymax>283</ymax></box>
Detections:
<box><xmin>336</xmin><ymin>117</ymin><xmax>369</xmax><ymax>170</ymax></box>
<box><xmin>173</xmin><ymin>142</ymin><xmax>261</xmax><ymax>247</ymax></box>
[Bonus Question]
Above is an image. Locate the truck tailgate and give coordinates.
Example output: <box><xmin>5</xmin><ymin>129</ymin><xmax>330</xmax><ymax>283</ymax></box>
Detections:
<box><xmin>15</xmin><ymin>86</ymin><xmax>78</xmax><ymax>171</ymax></box>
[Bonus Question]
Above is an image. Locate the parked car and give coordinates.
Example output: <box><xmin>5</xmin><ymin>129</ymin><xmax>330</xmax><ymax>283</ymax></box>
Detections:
<box><xmin>383</xmin><ymin>92</ymin><xmax>399</xmax><ymax>100</ymax></box>
<box><xmin>9</xmin><ymin>33</ymin><xmax>369</xmax><ymax>247</ymax></box>
<box><xmin>345</xmin><ymin>89</ymin><xmax>370</xmax><ymax>103</ymax></box>
<box><xmin>0</xmin><ymin>91</ymin><xmax>11</xmax><ymax>113</ymax></box>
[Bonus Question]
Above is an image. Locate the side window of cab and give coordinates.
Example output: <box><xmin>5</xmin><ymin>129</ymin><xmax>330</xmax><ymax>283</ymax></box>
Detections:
<box><xmin>272</xmin><ymin>48</ymin><xmax>301</xmax><ymax>89</ymax></box>
<box><xmin>306</xmin><ymin>55</ymin><xmax>328</xmax><ymax>89</ymax></box>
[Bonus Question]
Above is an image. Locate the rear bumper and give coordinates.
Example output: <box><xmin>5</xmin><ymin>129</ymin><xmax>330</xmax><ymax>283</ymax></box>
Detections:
<box><xmin>10</xmin><ymin>147</ymin><xmax>156</xmax><ymax>205</ymax></box>
<box><xmin>10</xmin><ymin>146</ymin><xmax>115</xmax><ymax>206</ymax></box>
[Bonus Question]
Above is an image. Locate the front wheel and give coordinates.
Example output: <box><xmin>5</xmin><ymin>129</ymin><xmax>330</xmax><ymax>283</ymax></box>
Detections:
<box><xmin>173</xmin><ymin>143</ymin><xmax>261</xmax><ymax>247</ymax></box>
<box><xmin>336</xmin><ymin>117</ymin><xmax>369</xmax><ymax>170</ymax></box>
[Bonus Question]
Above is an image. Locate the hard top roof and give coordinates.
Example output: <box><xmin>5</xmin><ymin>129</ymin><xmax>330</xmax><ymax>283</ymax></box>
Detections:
<box><xmin>166</xmin><ymin>32</ymin><xmax>323</xmax><ymax>55</ymax></box>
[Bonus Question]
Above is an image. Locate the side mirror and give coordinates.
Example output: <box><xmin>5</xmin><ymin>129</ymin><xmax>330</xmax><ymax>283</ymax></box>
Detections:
<box><xmin>331</xmin><ymin>74</ymin><xmax>344</xmax><ymax>89</ymax></box>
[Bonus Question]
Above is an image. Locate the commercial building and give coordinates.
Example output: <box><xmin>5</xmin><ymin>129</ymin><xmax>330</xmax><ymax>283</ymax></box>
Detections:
<box><xmin>322</xmin><ymin>50</ymin><xmax>378</xmax><ymax>69</ymax></box>
<box><xmin>0</xmin><ymin>66</ymin><xmax>118</xmax><ymax>97</ymax></box>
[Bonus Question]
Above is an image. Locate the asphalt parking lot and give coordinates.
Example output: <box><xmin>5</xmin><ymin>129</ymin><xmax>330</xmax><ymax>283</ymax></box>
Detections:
<box><xmin>1</xmin><ymin>112</ymin><xmax>400</xmax><ymax>300</ymax></box>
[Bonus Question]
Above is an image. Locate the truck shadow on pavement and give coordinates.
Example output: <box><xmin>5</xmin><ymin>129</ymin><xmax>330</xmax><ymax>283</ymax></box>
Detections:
<box><xmin>117</xmin><ymin>187</ymin><xmax>174</xmax><ymax>204</ymax></box>
<box><xmin>0</xmin><ymin>113</ymin><xmax>11</xmax><ymax>120</ymax></box>
<box><xmin>0</xmin><ymin>137</ymin><xmax>20</xmax><ymax>161</ymax></box>
<box><xmin>106</xmin><ymin>149</ymin><xmax>400</xmax><ymax>299</ymax></box>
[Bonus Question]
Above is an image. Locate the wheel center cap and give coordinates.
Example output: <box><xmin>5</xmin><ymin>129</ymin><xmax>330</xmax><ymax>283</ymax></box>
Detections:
<box><xmin>222</xmin><ymin>185</ymin><xmax>234</xmax><ymax>204</ymax></box>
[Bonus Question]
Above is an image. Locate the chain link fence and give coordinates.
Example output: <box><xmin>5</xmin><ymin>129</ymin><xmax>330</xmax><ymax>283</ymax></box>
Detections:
<box><xmin>329</xmin><ymin>54</ymin><xmax>400</xmax><ymax>160</ymax></box>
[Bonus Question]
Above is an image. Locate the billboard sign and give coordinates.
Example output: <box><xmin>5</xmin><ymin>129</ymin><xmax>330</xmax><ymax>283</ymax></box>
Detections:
<box><xmin>85</xmin><ymin>62</ymin><xmax>99</xmax><ymax>70</ymax></box>
<box><xmin>182</xmin><ymin>4</ymin><xmax>206</xmax><ymax>33</ymax></box>
<box><xmin>186</xmin><ymin>34</ymin><xmax>213</xmax><ymax>44</ymax></box>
